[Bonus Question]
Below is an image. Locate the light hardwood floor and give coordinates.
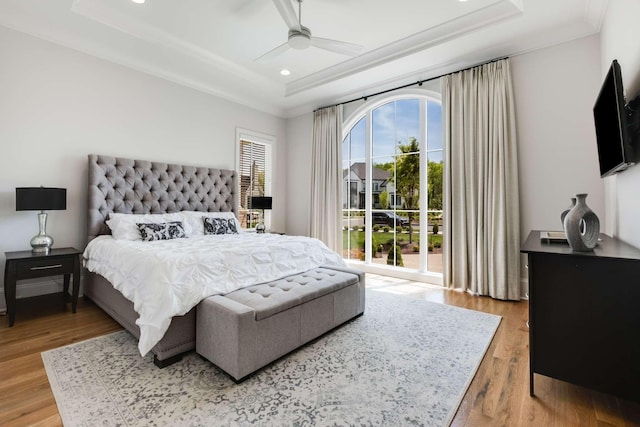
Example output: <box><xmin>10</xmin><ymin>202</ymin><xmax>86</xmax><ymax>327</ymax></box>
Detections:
<box><xmin>1</xmin><ymin>276</ymin><xmax>639</xmax><ymax>427</ymax></box>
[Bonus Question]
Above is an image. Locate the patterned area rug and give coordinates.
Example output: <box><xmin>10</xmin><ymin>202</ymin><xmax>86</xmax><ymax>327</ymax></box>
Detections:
<box><xmin>42</xmin><ymin>290</ymin><xmax>501</xmax><ymax>426</ymax></box>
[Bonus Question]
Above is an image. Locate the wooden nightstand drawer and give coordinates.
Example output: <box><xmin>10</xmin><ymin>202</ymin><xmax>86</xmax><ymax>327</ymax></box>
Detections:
<box><xmin>16</xmin><ymin>257</ymin><xmax>74</xmax><ymax>279</ymax></box>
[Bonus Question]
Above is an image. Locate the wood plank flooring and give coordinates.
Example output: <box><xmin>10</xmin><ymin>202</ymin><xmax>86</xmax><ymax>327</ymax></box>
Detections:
<box><xmin>1</xmin><ymin>278</ymin><xmax>639</xmax><ymax>426</ymax></box>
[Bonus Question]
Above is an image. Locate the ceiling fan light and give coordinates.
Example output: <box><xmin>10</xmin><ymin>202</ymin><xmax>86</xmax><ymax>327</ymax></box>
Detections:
<box><xmin>288</xmin><ymin>34</ymin><xmax>311</xmax><ymax>50</ymax></box>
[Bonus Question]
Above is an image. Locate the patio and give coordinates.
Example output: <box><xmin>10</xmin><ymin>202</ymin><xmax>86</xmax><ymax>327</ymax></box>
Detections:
<box><xmin>344</xmin><ymin>227</ymin><xmax>443</xmax><ymax>274</ymax></box>
<box><xmin>370</xmin><ymin>249</ymin><xmax>443</xmax><ymax>273</ymax></box>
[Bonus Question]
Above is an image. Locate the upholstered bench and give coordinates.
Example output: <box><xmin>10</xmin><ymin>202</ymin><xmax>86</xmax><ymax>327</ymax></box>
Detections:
<box><xmin>196</xmin><ymin>265</ymin><xmax>365</xmax><ymax>382</ymax></box>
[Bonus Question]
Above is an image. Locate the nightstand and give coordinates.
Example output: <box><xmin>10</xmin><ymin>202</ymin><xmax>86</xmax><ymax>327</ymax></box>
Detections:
<box><xmin>4</xmin><ymin>247</ymin><xmax>81</xmax><ymax>326</ymax></box>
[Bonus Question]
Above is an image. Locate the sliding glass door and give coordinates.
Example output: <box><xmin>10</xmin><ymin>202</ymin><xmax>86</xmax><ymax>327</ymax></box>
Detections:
<box><xmin>342</xmin><ymin>94</ymin><xmax>443</xmax><ymax>278</ymax></box>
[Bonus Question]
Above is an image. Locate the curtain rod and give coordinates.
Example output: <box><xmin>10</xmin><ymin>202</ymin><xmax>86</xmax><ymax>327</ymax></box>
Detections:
<box><xmin>314</xmin><ymin>56</ymin><xmax>509</xmax><ymax>112</ymax></box>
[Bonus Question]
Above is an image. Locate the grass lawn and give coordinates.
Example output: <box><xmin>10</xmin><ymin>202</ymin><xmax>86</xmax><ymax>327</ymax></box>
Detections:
<box><xmin>343</xmin><ymin>230</ymin><xmax>442</xmax><ymax>253</ymax></box>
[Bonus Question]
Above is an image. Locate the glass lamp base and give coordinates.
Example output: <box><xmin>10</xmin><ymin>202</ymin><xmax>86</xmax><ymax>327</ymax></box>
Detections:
<box><xmin>31</xmin><ymin>212</ymin><xmax>53</xmax><ymax>253</ymax></box>
<box><xmin>31</xmin><ymin>234</ymin><xmax>53</xmax><ymax>253</ymax></box>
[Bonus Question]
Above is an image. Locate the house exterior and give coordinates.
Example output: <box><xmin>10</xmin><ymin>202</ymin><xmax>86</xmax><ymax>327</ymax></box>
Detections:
<box><xmin>343</xmin><ymin>162</ymin><xmax>401</xmax><ymax>209</ymax></box>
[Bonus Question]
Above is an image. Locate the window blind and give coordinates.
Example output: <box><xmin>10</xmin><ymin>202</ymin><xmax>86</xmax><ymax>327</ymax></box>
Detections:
<box><xmin>238</xmin><ymin>139</ymin><xmax>272</xmax><ymax>228</ymax></box>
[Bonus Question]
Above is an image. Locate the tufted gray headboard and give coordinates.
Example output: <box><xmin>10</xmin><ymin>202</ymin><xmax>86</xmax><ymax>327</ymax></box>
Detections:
<box><xmin>87</xmin><ymin>154</ymin><xmax>237</xmax><ymax>243</ymax></box>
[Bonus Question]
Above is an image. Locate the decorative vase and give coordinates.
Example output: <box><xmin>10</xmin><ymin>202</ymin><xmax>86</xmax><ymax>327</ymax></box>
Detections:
<box><xmin>560</xmin><ymin>197</ymin><xmax>576</xmax><ymax>229</ymax></box>
<box><xmin>563</xmin><ymin>193</ymin><xmax>600</xmax><ymax>251</ymax></box>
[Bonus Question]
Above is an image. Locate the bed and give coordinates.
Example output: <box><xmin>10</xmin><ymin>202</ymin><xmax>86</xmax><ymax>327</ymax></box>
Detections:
<box><xmin>83</xmin><ymin>154</ymin><xmax>348</xmax><ymax>368</ymax></box>
<box><xmin>85</xmin><ymin>154</ymin><xmax>239</xmax><ymax>366</ymax></box>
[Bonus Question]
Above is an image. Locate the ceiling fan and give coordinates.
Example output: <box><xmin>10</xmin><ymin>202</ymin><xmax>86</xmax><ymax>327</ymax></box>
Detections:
<box><xmin>255</xmin><ymin>0</ymin><xmax>363</xmax><ymax>61</ymax></box>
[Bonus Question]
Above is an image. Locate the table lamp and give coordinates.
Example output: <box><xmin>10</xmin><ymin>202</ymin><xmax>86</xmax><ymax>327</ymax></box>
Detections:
<box><xmin>16</xmin><ymin>187</ymin><xmax>67</xmax><ymax>253</ymax></box>
<box><xmin>250</xmin><ymin>196</ymin><xmax>272</xmax><ymax>233</ymax></box>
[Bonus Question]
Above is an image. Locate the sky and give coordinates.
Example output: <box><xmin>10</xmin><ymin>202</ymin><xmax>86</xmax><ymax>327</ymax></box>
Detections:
<box><xmin>343</xmin><ymin>98</ymin><xmax>443</xmax><ymax>166</ymax></box>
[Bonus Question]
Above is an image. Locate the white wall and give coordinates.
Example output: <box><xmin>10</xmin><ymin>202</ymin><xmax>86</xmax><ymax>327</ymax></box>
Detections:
<box><xmin>511</xmin><ymin>35</ymin><xmax>603</xmax><ymax>292</ymax></box>
<box><xmin>285</xmin><ymin>112</ymin><xmax>314</xmax><ymax>237</ymax></box>
<box><xmin>0</xmin><ymin>26</ymin><xmax>286</xmax><ymax>308</ymax></box>
<box><xmin>511</xmin><ymin>35</ymin><xmax>604</xmax><ymax>244</ymax></box>
<box><xmin>600</xmin><ymin>0</ymin><xmax>640</xmax><ymax>248</ymax></box>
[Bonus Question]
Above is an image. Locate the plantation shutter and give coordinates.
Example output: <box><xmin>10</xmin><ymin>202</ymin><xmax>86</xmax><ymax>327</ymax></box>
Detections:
<box><xmin>239</xmin><ymin>139</ymin><xmax>272</xmax><ymax>228</ymax></box>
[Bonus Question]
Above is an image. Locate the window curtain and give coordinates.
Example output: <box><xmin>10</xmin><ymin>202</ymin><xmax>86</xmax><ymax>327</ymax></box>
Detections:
<box><xmin>442</xmin><ymin>59</ymin><xmax>521</xmax><ymax>300</ymax></box>
<box><xmin>310</xmin><ymin>105</ymin><xmax>343</xmax><ymax>252</ymax></box>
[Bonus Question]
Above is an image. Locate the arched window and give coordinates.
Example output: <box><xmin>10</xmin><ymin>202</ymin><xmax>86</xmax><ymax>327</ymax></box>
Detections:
<box><xmin>342</xmin><ymin>90</ymin><xmax>443</xmax><ymax>284</ymax></box>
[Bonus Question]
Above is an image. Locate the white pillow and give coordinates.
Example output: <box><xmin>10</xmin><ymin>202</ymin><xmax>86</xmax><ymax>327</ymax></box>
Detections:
<box><xmin>181</xmin><ymin>211</ymin><xmax>243</xmax><ymax>236</ymax></box>
<box><xmin>106</xmin><ymin>212</ymin><xmax>192</xmax><ymax>240</ymax></box>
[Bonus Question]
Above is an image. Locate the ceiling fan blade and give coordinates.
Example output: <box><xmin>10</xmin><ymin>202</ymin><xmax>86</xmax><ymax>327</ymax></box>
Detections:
<box><xmin>254</xmin><ymin>41</ymin><xmax>290</xmax><ymax>62</ymax></box>
<box><xmin>272</xmin><ymin>0</ymin><xmax>301</xmax><ymax>31</ymax></box>
<box><xmin>310</xmin><ymin>37</ymin><xmax>363</xmax><ymax>56</ymax></box>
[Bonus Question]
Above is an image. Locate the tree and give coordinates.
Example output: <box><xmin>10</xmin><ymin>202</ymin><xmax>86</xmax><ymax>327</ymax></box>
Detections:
<box><xmin>379</xmin><ymin>191</ymin><xmax>389</xmax><ymax>209</ymax></box>
<box><xmin>387</xmin><ymin>245</ymin><xmax>404</xmax><ymax>267</ymax></box>
<box><xmin>375</xmin><ymin>161</ymin><xmax>394</xmax><ymax>174</ymax></box>
<box><xmin>396</xmin><ymin>137</ymin><xmax>420</xmax><ymax>243</ymax></box>
<box><xmin>427</xmin><ymin>161</ymin><xmax>443</xmax><ymax>210</ymax></box>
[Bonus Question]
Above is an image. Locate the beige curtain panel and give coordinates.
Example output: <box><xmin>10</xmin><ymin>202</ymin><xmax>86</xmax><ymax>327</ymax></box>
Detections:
<box><xmin>442</xmin><ymin>59</ymin><xmax>521</xmax><ymax>301</ymax></box>
<box><xmin>310</xmin><ymin>105</ymin><xmax>343</xmax><ymax>252</ymax></box>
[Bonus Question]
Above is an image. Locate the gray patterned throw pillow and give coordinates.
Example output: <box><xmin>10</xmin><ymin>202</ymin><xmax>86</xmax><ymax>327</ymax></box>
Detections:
<box><xmin>136</xmin><ymin>221</ymin><xmax>187</xmax><ymax>241</ymax></box>
<box><xmin>203</xmin><ymin>217</ymin><xmax>238</xmax><ymax>235</ymax></box>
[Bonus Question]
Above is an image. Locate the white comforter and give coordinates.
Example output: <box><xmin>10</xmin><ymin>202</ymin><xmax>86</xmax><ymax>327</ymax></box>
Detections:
<box><xmin>83</xmin><ymin>233</ymin><xmax>346</xmax><ymax>356</ymax></box>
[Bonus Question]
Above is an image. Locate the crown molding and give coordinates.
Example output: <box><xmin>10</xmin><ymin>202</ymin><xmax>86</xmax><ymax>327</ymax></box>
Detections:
<box><xmin>70</xmin><ymin>0</ymin><xmax>277</xmax><ymax>90</ymax></box>
<box><xmin>583</xmin><ymin>0</ymin><xmax>609</xmax><ymax>31</ymax></box>
<box><xmin>0</xmin><ymin>0</ymin><xmax>604</xmax><ymax>119</ymax></box>
<box><xmin>0</xmin><ymin>7</ymin><xmax>284</xmax><ymax>117</ymax></box>
<box><xmin>284</xmin><ymin>0</ymin><xmax>523</xmax><ymax>97</ymax></box>
<box><xmin>280</xmin><ymin>20</ymin><xmax>601</xmax><ymax>118</ymax></box>
<box><xmin>0</xmin><ymin>14</ymin><xmax>285</xmax><ymax>117</ymax></box>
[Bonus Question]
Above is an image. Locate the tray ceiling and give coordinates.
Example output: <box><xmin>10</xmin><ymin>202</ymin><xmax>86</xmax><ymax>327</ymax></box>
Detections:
<box><xmin>0</xmin><ymin>0</ymin><xmax>608</xmax><ymax>117</ymax></box>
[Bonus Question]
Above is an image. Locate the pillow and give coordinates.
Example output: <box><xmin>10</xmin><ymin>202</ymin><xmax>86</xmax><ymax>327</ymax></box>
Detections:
<box><xmin>203</xmin><ymin>217</ymin><xmax>239</xmax><ymax>235</ymax></box>
<box><xmin>181</xmin><ymin>211</ymin><xmax>242</xmax><ymax>236</ymax></box>
<box><xmin>136</xmin><ymin>221</ymin><xmax>187</xmax><ymax>241</ymax></box>
<box><xmin>107</xmin><ymin>212</ymin><xmax>191</xmax><ymax>240</ymax></box>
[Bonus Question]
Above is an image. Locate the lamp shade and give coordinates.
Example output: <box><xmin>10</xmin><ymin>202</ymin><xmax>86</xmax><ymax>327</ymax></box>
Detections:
<box><xmin>16</xmin><ymin>187</ymin><xmax>67</xmax><ymax>211</ymax></box>
<box><xmin>250</xmin><ymin>196</ymin><xmax>272</xmax><ymax>210</ymax></box>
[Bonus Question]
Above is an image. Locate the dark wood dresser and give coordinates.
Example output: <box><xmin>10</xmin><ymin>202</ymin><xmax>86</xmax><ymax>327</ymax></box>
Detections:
<box><xmin>521</xmin><ymin>231</ymin><xmax>640</xmax><ymax>403</ymax></box>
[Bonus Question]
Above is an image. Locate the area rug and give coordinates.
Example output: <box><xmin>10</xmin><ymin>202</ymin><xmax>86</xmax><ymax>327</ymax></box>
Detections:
<box><xmin>42</xmin><ymin>290</ymin><xmax>501</xmax><ymax>426</ymax></box>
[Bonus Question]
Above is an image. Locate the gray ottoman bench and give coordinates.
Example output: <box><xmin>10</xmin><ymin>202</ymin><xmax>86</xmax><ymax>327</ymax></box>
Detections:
<box><xmin>196</xmin><ymin>265</ymin><xmax>365</xmax><ymax>382</ymax></box>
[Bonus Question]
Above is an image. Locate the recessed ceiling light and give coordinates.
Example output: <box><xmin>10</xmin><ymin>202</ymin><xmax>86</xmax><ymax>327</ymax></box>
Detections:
<box><xmin>132</xmin><ymin>0</ymin><xmax>145</xmax><ymax>4</ymax></box>
<box><xmin>280</xmin><ymin>69</ymin><xmax>291</xmax><ymax>76</ymax></box>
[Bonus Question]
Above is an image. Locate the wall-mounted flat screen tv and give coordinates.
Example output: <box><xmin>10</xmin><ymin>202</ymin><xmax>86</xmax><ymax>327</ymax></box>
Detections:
<box><xmin>593</xmin><ymin>59</ymin><xmax>635</xmax><ymax>178</ymax></box>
